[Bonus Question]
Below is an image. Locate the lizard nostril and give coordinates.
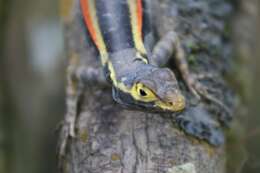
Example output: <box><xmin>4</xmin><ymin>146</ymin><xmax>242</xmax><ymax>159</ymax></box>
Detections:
<box><xmin>167</xmin><ymin>94</ymin><xmax>186</xmax><ymax>111</ymax></box>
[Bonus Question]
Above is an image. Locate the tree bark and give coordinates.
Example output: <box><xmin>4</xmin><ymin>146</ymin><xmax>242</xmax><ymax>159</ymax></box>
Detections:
<box><xmin>59</xmin><ymin>0</ymin><xmax>234</xmax><ymax>172</ymax></box>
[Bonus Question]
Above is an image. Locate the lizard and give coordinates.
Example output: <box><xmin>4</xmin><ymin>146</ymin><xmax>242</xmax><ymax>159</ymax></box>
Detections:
<box><xmin>59</xmin><ymin>0</ymin><xmax>231</xmax><ymax>166</ymax></box>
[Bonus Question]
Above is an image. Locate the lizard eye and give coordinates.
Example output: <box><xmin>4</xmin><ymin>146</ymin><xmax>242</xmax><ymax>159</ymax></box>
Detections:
<box><xmin>131</xmin><ymin>83</ymin><xmax>157</xmax><ymax>102</ymax></box>
<box><xmin>139</xmin><ymin>89</ymin><xmax>147</xmax><ymax>96</ymax></box>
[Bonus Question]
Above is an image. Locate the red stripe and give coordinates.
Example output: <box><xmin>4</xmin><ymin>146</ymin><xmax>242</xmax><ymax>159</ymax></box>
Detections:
<box><xmin>136</xmin><ymin>0</ymin><xmax>143</xmax><ymax>38</ymax></box>
<box><xmin>80</xmin><ymin>0</ymin><xmax>99</xmax><ymax>49</ymax></box>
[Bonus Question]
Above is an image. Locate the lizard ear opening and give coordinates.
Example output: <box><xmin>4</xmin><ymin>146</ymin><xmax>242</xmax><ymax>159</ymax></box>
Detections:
<box><xmin>131</xmin><ymin>83</ymin><xmax>157</xmax><ymax>102</ymax></box>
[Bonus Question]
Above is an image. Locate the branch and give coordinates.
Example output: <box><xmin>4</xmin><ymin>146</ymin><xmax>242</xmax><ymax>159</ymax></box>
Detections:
<box><xmin>58</xmin><ymin>0</ymin><xmax>234</xmax><ymax>172</ymax></box>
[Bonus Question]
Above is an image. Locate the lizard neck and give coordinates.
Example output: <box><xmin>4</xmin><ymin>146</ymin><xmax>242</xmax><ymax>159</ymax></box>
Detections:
<box><xmin>105</xmin><ymin>48</ymin><xmax>149</xmax><ymax>91</ymax></box>
<box><xmin>80</xmin><ymin>0</ymin><xmax>153</xmax><ymax>93</ymax></box>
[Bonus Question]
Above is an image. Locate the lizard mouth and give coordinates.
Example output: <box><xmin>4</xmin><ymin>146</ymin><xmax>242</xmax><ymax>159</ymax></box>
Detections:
<box><xmin>155</xmin><ymin>95</ymin><xmax>186</xmax><ymax>112</ymax></box>
<box><xmin>112</xmin><ymin>86</ymin><xmax>185</xmax><ymax>113</ymax></box>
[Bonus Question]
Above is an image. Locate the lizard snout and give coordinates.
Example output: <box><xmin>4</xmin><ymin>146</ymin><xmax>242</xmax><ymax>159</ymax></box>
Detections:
<box><xmin>155</xmin><ymin>91</ymin><xmax>186</xmax><ymax>112</ymax></box>
<box><xmin>166</xmin><ymin>93</ymin><xmax>186</xmax><ymax>112</ymax></box>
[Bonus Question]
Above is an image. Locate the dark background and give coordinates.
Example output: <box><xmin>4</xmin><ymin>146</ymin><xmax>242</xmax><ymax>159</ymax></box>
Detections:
<box><xmin>0</xmin><ymin>0</ymin><xmax>259</xmax><ymax>173</ymax></box>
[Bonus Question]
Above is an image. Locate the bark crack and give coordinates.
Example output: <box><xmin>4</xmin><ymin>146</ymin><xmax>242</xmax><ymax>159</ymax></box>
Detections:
<box><xmin>145</xmin><ymin>113</ymin><xmax>151</xmax><ymax>154</ymax></box>
<box><xmin>120</xmin><ymin>135</ymin><xmax>126</xmax><ymax>173</ymax></box>
<box><xmin>132</xmin><ymin>129</ymin><xmax>139</xmax><ymax>173</ymax></box>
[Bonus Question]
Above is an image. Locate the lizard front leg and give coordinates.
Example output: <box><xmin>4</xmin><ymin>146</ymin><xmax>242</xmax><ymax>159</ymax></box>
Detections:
<box><xmin>76</xmin><ymin>66</ymin><xmax>108</xmax><ymax>85</ymax></box>
<box><xmin>65</xmin><ymin>66</ymin><xmax>107</xmax><ymax>137</ymax></box>
<box><xmin>58</xmin><ymin>64</ymin><xmax>107</xmax><ymax>169</ymax></box>
<box><xmin>150</xmin><ymin>30</ymin><xmax>231</xmax><ymax>114</ymax></box>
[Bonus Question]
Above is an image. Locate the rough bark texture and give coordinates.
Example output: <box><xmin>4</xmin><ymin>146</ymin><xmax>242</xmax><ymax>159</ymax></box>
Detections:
<box><xmin>59</xmin><ymin>0</ymin><xmax>234</xmax><ymax>172</ymax></box>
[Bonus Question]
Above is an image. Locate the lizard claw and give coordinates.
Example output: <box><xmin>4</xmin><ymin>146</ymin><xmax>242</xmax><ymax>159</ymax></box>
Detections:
<box><xmin>187</xmin><ymin>82</ymin><xmax>201</xmax><ymax>100</ymax></box>
<box><xmin>185</xmin><ymin>73</ymin><xmax>232</xmax><ymax>115</ymax></box>
<box><xmin>57</xmin><ymin>115</ymin><xmax>77</xmax><ymax>171</ymax></box>
<box><xmin>57</xmin><ymin>124</ymin><xmax>69</xmax><ymax>171</ymax></box>
<box><xmin>184</xmin><ymin>74</ymin><xmax>205</xmax><ymax>100</ymax></box>
<box><xmin>57</xmin><ymin>120</ymin><xmax>77</xmax><ymax>172</ymax></box>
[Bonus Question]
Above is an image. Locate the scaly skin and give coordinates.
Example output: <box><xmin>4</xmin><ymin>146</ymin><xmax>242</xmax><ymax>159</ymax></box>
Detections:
<box><xmin>58</xmin><ymin>0</ymin><xmax>230</xmax><ymax>169</ymax></box>
<box><xmin>79</xmin><ymin>0</ymin><xmax>186</xmax><ymax>112</ymax></box>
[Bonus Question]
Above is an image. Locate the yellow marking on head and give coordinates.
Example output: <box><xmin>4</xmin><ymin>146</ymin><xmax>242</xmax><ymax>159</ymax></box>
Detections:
<box><xmin>112</xmin><ymin>73</ymin><xmax>185</xmax><ymax>112</ymax></box>
<box><xmin>130</xmin><ymin>82</ymin><xmax>185</xmax><ymax>111</ymax></box>
<box><xmin>130</xmin><ymin>83</ymin><xmax>157</xmax><ymax>102</ymax></box>
<box><xmin>107</xmin><ymin>62</ymin><xmax>130</xmax><ymax>93</ymax></box>
<box><xmin>107</xmin><ymin>62</ymin><xmax>117</xmax><ymax>85</ymax></box>
<box><xmin>127</xmin><ymin>0</ymin><xmax>147</xmax><ymax>56</ymax></box>
<box><xmin>155</xmin><ymin>95</ymin><xmax>185</xmax><ymax>112</ymax></box>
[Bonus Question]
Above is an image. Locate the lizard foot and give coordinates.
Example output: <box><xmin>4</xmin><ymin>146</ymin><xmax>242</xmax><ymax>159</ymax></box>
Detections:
<box><xmin>184</xmin><ymin>73</ymin><xmax>232</xmax><ymax>115</ymax></box>
<box><xmin>57</xmin><ymin>115</ymin><xmax>77</xmax><ymax>171</ymax></box>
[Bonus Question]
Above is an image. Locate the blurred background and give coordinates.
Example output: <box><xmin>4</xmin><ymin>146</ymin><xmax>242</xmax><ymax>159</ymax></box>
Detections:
<box><xmin>1</xmin><ymin>0</ymin><xmax>65</xmax><ymax>172</ymax></box>
<box><xmin>0</xmin><ymin>0</ymin><xmax>259</xmax><ymax>173</ymax></box>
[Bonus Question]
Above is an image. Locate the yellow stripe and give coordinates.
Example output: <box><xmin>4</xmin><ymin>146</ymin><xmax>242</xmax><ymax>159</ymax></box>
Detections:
<box><xmin>127</xmin><ymin>0</ymin><xmax>147</xmax><ymax>56</ymax></box>
<box><xmin>110</xmin><ymin>1</ymin><xmax>148</xmax><ymax>91</ymax></box>
<box><xmin>86</xmin><ymin>1</ymin><xmax>139</xmax><ymax>93</ymax></box>
<box><xmin>87</xmin><ymin>0</ymin><xmax>124</xmax><ymax>89</ymax></box>
<box><xmin>87</xmin><ymin>0</ymin><xmax>132</xmax><ymax>92</ymax></box>
<box><xmin>87</xmin><ymin>0</ymin><xmax>108</xmax><ymax>65</ymax></box>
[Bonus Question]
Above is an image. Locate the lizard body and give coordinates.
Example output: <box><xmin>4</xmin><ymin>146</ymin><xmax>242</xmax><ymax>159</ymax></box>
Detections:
<box><xmin>80</xmin><ymin>0</ymin><xmax>185</xmax><ymax>112</ymax></box>
<box><xmin>59</xmin><ymin>0</ymin><xmax>231</xmax><ymax>166</ymax></box>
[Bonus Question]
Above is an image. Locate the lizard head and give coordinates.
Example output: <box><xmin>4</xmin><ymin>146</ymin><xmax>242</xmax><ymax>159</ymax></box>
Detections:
<box><xmin>113</xmin><ymin>66</ymin><xmax>185</xmax><ymax>112</ymax></box>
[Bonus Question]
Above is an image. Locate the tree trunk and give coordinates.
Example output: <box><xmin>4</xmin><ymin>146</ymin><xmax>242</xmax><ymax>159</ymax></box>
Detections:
<box><xmin>59</xmin><ymin>0</ymin><xmax>235</xmax><ymax>172</ymax></box>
